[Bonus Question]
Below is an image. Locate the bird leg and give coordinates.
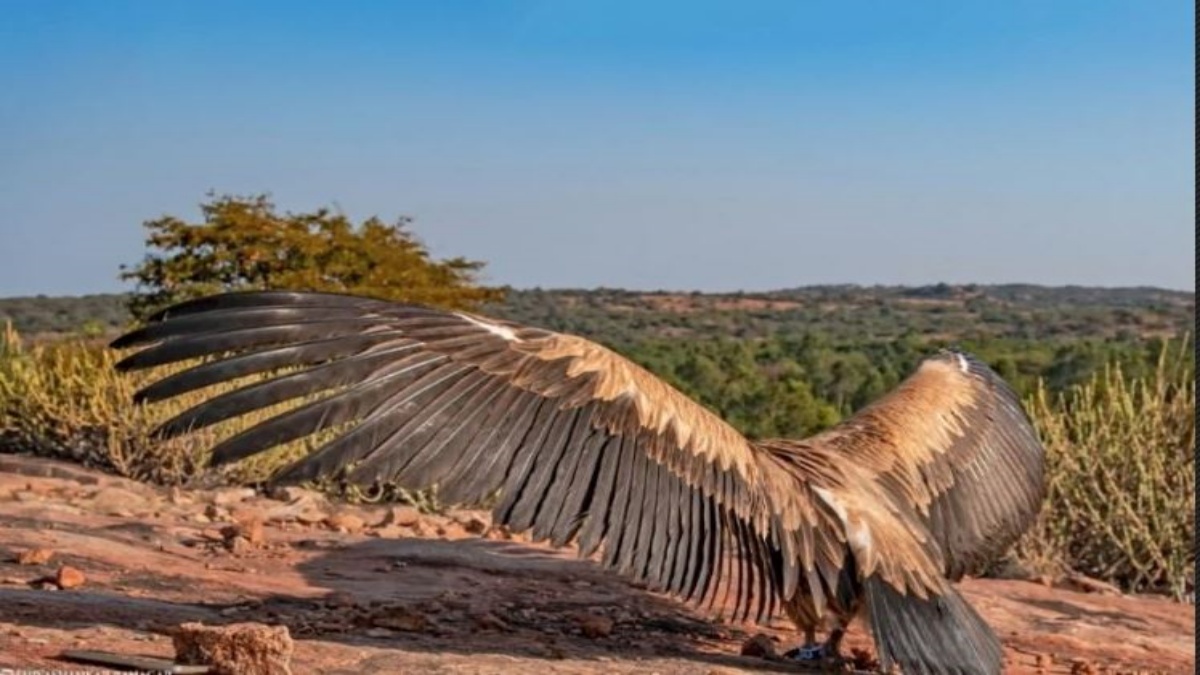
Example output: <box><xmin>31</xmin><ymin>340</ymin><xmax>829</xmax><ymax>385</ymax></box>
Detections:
<box><xmin>783</xmin><ymin>624</ymin><xmax>849</xmax><ymax>666</ymax></box>
<box><xmin>820</xmin><ymin>625</ymin><xmax>848</xmax><ymax>667</ymax></box>
<box><xmin>782</xmin><ymin>628</ymin><xmax>825</xmax><ymax>662</ymax></box>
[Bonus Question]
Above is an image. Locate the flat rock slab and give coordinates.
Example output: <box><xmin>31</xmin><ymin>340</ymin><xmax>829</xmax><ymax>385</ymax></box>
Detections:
<box><xmin>0</xmin><ymin>454</ymin><xmax>1194</xmax><ymax>674</ymax></box>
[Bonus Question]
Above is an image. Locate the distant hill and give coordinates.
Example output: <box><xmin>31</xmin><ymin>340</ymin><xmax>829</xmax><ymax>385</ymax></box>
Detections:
<box><xmin>1</xmin><ymin>284</ymin><xmax>1192</xmax><ymax>346</ymax></box>
<box><xmin>487</xmin><ymin>284</ymin><xmax>1194</xmax><ymax>347</ymax></box>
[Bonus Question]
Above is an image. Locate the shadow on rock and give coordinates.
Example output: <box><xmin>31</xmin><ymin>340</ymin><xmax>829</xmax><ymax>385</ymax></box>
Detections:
<box><xmin>280</xmin><ymin>536</ymin><xmax>805</xmax><ymax>672</ymax></box>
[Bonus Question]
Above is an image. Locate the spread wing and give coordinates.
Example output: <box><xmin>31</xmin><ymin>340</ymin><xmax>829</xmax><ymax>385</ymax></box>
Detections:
<box><xmin>801</xmin><ymin>350</ymin><xmax>1047</xmax><ymax>579</ymax></box>
<box><xmin>112</xmin><ymin>291</ymin><xmax>945</xmax><ymax>623</ymax></box>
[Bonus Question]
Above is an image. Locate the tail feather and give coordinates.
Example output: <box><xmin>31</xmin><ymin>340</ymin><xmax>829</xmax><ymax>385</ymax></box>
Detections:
<box><xmin>863</xmin><ymin>575</ymin><xmax>1003</xmax><ymax>675</ymax></box>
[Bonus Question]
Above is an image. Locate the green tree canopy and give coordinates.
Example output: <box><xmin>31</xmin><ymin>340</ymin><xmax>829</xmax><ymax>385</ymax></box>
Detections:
<box><xmin>120</xmin><ymin>193</ymin><xmax>505</xmax><ymax>320</ymax></box>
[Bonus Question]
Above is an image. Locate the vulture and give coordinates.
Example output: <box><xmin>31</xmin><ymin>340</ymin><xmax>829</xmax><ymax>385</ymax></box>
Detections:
<box><xmin>110</xmin><ymin>291</ymin><xmax>1046</xmax><ymax>675</ymax></box>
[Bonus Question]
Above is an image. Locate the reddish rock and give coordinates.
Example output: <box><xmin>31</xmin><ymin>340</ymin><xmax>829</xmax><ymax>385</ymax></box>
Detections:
<box><xmin>1070</xmin><ymin>659</ymin><xmax>1099</xmax><ymax>675</ymax></box>
<box><xmin>173</xmin><ymin>621</ymin><xmax>294</xmax><ymax>675</ymax></box>
<box><xmin>224</xmin><ymin>536</ymin><xmax>253</xmax><ymax>555</ymax></box>
<box><xmin>0</xmin><ymin>455</ymin><xmax>1192</xmax><ymax>675</ymax></box>
<box><xmin>323</xmin><ymin>513</ymin><xmax>365</xmax><ymax>534</ymax></box>
<box><xmin>739</xmin><ymin>633</ymin><xmax>775</xmax><ymax>658</ymax></box>
<box><xmin>294</xmin><ymin>510</ymin><xmax>326</xmax><ymax>526</ymax></box>
<box><xmin>375</xmin><ymin>525</ymin><xmax>408</xmax><ymax>539</ymax></box>
<box><xmin>457</xmin><ymin>513</ymin><xmax>490</xmax><ymax>535</ymax></box>
<box><xmin>15</xmin><ymin>548</ymin><xmax>54</xmax><ymax>565</ymax></box>
<box><xmin>577</xmin><ymin>613</ymin><xmax>614</xmax><ymax>639</ymax></box>
<box><xmin>222</xmin><ymin>520</ymin><xmax>265</xmax><ymax>547</ymax></box>
<box><xmin>850</xmin><ymin>646</ymin><xmax>880</xmax><ymax>671</ymax></box>
<box><xmin>55</xmin><ymin>565</ymin><xmax>86</xmax><ymax>590</ymax></box>
<box><xmin>382</xmin><ymin>505</ymin><xmax>421</xmax><ymax>528</ymax></box>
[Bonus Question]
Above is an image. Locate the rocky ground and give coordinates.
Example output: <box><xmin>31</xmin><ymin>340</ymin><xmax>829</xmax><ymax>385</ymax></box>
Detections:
<box><xmin>0</xmin><ymin>454</ymin><xmax>1192</xmax><ymax>675</ymax></box>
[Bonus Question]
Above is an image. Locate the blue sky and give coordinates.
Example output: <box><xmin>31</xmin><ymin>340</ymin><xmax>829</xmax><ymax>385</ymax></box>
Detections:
<box><xmin>0</xmin><ymin>0</ymin><xmax>1193</xmax><ymax>296</ymax></box>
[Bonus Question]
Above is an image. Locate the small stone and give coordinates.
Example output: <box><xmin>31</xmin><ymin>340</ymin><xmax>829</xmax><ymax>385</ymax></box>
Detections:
<box><xmin>576</xmin><ymin>614</ymin><xmax>614</xmax><ymax>639</ymax></box>
<box><xmin>242</xmin><ymin>520</ymin><xmax>266</xmax><ymax>546</ymax></box>
<box><xmin>1070</xmin><ymin>659</ymin><xmax>1098</xmax><ymax>675</ymax></box>
<box><xmin>225</xmin><ymin>536</ymin><xmax>253</xmax><ymax>555</ymax></box>
<box><xmin>173</xmin><ymin>621</ymin><xmax>294</xmax><ymax>675</ymax></box>
<box><xmin>268</xmin><ymin>486</ymin><xmax>316</xmax><ymax>503</ymax></box>
<box><xmin>212</xmin><ymin>487</ymin><xmax>257</xmax><ymax>506</ymax></box>
<box><xmin>850</xmin><ymin>647</ymin><xmax>880</xmax><ymax>672</ymax></box>
<box><xmin>382</xmin><ymin>505</ymin><xmax>422</xmax><ymax>527</ymax></box>
<box><xmin>295</xmin><ymin>510</ymin><xmax>326</xmax><ymax>526</ymax></box>
<box><xmin>364</xmin><ymin>627</ymin><xmax>394</xmax><ymax>638</ymax></box>
<box><xmin>458</xmin><ymin>514</ymin><xmax>489</xmax><ymax>535</ymax></box>
<box><xmin>740</xmin><ymin>633</ymin><xmax>775</xmax><ymax>658</ymax></box>
<box><xmin>222</xmin><ymin>520</ymin><xmax>265</xmax><ymax>547</ymax></box>
<box><xmin>323</xmin><ymin>513</ymin><xmax>365</xmax><ymax>534</ymax></box>
<box><xmin>55</xmin><ymin>565</ymin><xmax>86</xmax><ymax>590</ymax></box>
<box><xmin>230</xmin><ymin>505</ymin><xmax>266</xmax><ymax>524</ymax></box>
<box><xmin>485</xmin><ymin>524</ymin><xmax>514</xmax><ymax>540</ymax></box>
<box><xmin>375</xmin><ymin>525</ymin><xmax>408</xmax><ymax>539</ymax></box>
<box><xmin>15</xmin><ymin>548</ymin><xmax>54</xmax><ymax>565</ymax></box>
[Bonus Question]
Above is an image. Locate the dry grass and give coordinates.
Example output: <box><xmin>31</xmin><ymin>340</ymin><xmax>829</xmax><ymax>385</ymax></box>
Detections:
<box><xmin>0</xmin><ymin>322</ymin><xmax>322</xmax><ymax>487</ymax></box>
<box><xmin>0</xmin><ymin>322</ymin><xmax>1193</xmax><ymax>597</ymax></box>
<box><xmin>1015</xmin><ymin>339</ymin><xmax>1195</xmax><ymax>598</ymax></box>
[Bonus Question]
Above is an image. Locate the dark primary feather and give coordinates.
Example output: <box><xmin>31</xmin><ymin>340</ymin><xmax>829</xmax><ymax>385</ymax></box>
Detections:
<box><xmin>864</xmin><ymin>574</ymin><xmax>1003</xmax><ymax>675</ymax></box>
<box><xmin>112</xmin><ymin>290</ymin><xmax>1046</xmax><ymax>675</ymax></box>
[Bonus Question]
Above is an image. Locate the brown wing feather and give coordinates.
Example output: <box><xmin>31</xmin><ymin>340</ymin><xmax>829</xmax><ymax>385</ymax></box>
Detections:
<box><xmin>112</xmin><ymin>291</ymin><xmax>948</xmax><ymax>624</ymax></box>
<box><xmin>800</xmin><ymin>350</ymin><xmax>1047</xmax><ymax>579</ymax></box>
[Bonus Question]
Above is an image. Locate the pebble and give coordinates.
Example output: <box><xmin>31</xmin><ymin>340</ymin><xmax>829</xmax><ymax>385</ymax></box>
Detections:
<box><xmin>739</xmin><ymin>633</ymin><xmax>775</xmax><ymax>658</ymax></box>
<box><xmin>15</xmin><ymin>548</ymin><xmax>54</xmax><ymax>565</ymax></box>
<box><xmin>55</xmin><ymin>565</ymin><xmax>87</xmax><ymax>590</ymax></box>
<box><xmin>323</xmin><ymin>513</ymin><xmax>365</xmax><ymax>534</ymax></box>
<box><xmin>576</xmin><ymin>614</ymin><xmax>614</xmax><ymax>639</ymax></box>
<box><xmin>382</xmin><ymin>505</ymin><xmax>422</xmax><ymax>528</ymax></box>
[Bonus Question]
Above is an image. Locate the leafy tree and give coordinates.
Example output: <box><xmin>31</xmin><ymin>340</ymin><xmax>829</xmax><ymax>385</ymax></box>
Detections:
<box><xmin>120</xmin><ymin>193</ymin><xmax>505</xmax><ymax>320</ymax></box>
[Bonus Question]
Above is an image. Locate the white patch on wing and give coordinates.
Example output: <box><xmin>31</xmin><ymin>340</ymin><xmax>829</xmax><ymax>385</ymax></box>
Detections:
<box><xmin>455</xmin><ymin>313</ymin><xmax>520</xmax><ymax>342</ymax></box>
<box><xmin>812</xmin><ymin>486</ymin><xmax>848</xmax><ymax>525</ymax></box>
<box><xmin>955</xmin><ymin>352</ymin><xmax>970</xmax><ymax>373</ymax></box>
<box><xmin>812</xmin><ymin>486</ymin><xmax>873</xmax><ymax>556</ymax></box>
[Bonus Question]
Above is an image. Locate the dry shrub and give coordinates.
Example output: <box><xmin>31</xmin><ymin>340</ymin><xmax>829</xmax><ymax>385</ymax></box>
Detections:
<box><xmin>1015</xmin><ymin>339</ymin><xmax>1195</xmax><ymax>599</ymax></box>
<box><xmin>0</xmin><ymin>322</ymin><xmax>324</xmax><ymax>486</ymax></box>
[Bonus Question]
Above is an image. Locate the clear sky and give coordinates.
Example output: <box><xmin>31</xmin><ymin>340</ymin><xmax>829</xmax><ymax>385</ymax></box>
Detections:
<box><xmin>0</xmin><ymin>1</ymin><xmax>1194</xmax><ymax>296</ymax></box>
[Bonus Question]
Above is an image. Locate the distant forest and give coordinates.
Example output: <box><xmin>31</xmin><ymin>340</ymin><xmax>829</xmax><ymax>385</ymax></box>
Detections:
<box><xmin>1</xmin><ymin>282</ymin><xmax>1194</xmax><ymax>442</ymax></box>
<box><xmin>2</xmin><ymin>284</ymin><xmax>1191</xmax><ymax>344</ymax></box>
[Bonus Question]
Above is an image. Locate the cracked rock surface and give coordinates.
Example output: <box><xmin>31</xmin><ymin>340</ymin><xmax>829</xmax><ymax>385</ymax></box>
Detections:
<box><xmin>0</xmin><ymin>455</ymin><xmax>1193</xmax><ymax>674</ymax></box>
